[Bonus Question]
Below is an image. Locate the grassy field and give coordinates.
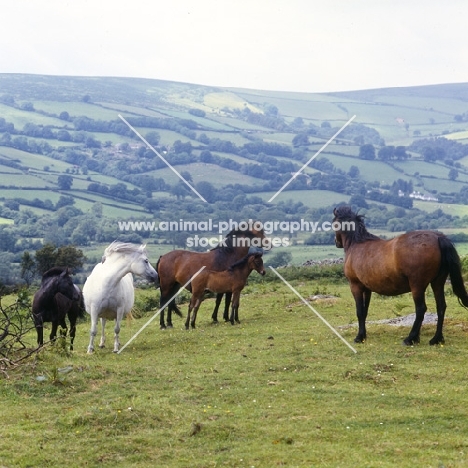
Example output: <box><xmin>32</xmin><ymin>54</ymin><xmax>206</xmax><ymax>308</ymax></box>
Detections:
<box><xmin>2</xmin><ymin>273</ymin><xmax>468</xmax><ymax>467</ymax></box>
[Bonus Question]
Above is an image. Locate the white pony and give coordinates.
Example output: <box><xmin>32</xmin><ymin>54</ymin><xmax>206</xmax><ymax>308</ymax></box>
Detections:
<box><xmin>83</xmin><ymin>241</ymin><xmax>158</xmax><ymax>353</ymax></box>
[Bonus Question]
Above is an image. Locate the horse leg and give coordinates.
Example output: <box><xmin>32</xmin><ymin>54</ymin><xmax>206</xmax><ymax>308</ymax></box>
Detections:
<box><xmin>223</xmin><ymin>293</ymin><xmax>232</xmax><ymax>322</ymax></box>
<box><xmin>50</xmin><ymin>321</ymin><xmax>58</xmax><ymax>343</ymax></box>
<box><xmin>229</xmin><ymin>292</ymin><xmax>240</xmax><ymax>325</ymax></box>
<box><xmin>429</xmin><ymin>277</ymin><xmax>447</xmax><ymax>345</ymax></box>
<box><xmin>185</xmin><ymin>302</ymin><xmax>193</xmax><ymax>330</ymax></box>
<box><xmin>212</xmin><ymin>293</ymin><xmax>223</xmax><ymax>323</ymax></box>
<box><xmin>87</xmin><ymin>311</ymin><xmax>98</xmax><ymax>354</ymax></box>
<box><xmin>37</xmin><ymin>327</ymin><xmax>44</xmax><ymax>347</ymax></box>
<box><xmin>113</xmin><ymin>315</ymin><xmax>122</xmax><ymax>353</ymax></box>
<box><xmin>404</xmin><ymin>288</ymin><xmax>427</xmax><ymax>345</ymax></box>
<box><xmin>69</xmin><ymin>314</ymin><xmax>77</xmax><ymax>351</ymax></box>
<box><xmin>351</xmin><ymin>284</ymin><xmax>371</xmax><ymax>343</ymax></box>
<box><xmin>160</xmin><ymin>284</ymin><xmax>181</xmax><ymax>329</ymax></box>
<box><xmin>190</xmin><ymin>298</ymin><xmax>202</xmax><ymax>329</ymax></box>
<box><xmin>99</xmin><ymin>318</ymin><xmax>107</xmax><ymax>348</ymax></box>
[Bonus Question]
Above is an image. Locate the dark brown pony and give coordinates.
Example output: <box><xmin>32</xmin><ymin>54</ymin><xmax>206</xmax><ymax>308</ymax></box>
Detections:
<box><xmin>333</xmin><ymin>206</ymin><xmax>468</xmax><ymax>345</ymax></box>
<box><xmin>185</xmin><ymin>252</ymin><xmax>266</xmax><ymax>329</ymax></box>
<box><xmin>156</xmin><ymin>227</ymin><xmax>266</xmax><ymax>329</ymax></box>
<box><xmin>32</xmin><ymin>267</ymin><xmax>85</xmax><ymax>350</ymax></box>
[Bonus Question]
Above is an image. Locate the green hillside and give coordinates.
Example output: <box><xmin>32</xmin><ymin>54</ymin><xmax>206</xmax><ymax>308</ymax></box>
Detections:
<box><xmin>1</xmin><ymin>74</ymin><xmax>468</xmax><ymax>283</ymax></box>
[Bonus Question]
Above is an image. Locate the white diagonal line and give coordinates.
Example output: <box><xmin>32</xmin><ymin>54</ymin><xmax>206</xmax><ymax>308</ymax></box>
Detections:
<box><xmin>118</xmin><ymin>266</ymin><xmax>206</xmax><ymax>354</ymax></box>
<box><xmin>269</xmin><ymin>266</ymin><xmax>357</xmax><ymax>354</ymax></box>
<box><xmin>268</xmin><ymin>115</ymin><xmax>356</xmax><ymax>202</ymax></box>
<box><xmin>118</xmin><ymin>114</ymin><xmax>208</xmax><ymax>203</ymax></box>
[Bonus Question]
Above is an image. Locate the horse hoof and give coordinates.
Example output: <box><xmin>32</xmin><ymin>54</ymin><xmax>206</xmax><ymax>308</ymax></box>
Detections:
<box><xmin>99</xmin><ymin>345</ymin><xmax>105</xmax><ymax>349</ymax></box>
<box><xmin>354</xmin><ymin>337</ymin><xmax>365</xmax><ymax>343</ymax></box>
<box><xmin>160</xmin><ymin>325</ymin><xmax>166</xmax><ymax>330</ymax></box>
<box><xmin>429</xmin><ymin>337</ymin><xmax>445</xmax><ymax>346</ymax></box>
<box><xmin>87</xmin><ymin>349</ymin><xmax>94</xmax><ymax>354</ymax></box>
<box><xmin>166</xmin><ymin>325</ymin><xmax>173</xmax><ymax>329</ymax></box>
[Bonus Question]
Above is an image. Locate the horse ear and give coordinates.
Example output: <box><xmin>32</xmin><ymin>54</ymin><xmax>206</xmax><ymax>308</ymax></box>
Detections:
<box><xmin>333</xmin><ymin>207</ymin><xmax>337</xmax><ymax>216</ymax></box>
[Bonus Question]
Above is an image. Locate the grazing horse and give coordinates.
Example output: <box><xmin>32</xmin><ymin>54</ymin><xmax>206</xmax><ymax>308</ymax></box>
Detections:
<box><xmin>185</xmin><ymin>252</ymin><xmax>266</xmax><ymax>329</ymax></box>
<box><xmin>156</xmin><ymin>227</ymin><xmax>266</xmax><ymax>329</ymax></box>
<box><xmin>83</xmin><ymin>241</ymin><xmax>158</xmax><ymax>353</ymax></box>
<box><xmin>32</xmin><ymin>267</ymin><xmax>84</xmax><ymax>350</ymax></box>
<box><xmin>333</xmin><ymin>206</ymin><xmax>468</xmax><ymax>345</ymax></box>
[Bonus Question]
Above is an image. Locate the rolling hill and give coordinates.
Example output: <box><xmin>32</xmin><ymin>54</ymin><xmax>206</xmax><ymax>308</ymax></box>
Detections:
<box><xmin>1</xmin><ymin>73</ymin><xmax>468</xmax><ymax>267</ymax></box>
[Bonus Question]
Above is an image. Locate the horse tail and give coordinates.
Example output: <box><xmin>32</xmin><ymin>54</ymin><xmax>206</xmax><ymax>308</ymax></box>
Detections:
<box><xmin>77</xmin><ymin>292</ymin><xmax>86</xmax><ymax>319</ymax></box>
<box><xmin>154</xmin><ymin>257</ymin><xmax>161</xmax><ymax>290</ymax></box>
<box><xmin>439</xmin><ymin>235</ymin><xmax>468</xmax><ymax>307</ymax></box>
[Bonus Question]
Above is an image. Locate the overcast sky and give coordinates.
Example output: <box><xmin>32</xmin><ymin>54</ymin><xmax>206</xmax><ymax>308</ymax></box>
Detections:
<box><xmin>2</xmin><ymin>0</ymin><xmax>467</xmax><ymax>93</ymax></box>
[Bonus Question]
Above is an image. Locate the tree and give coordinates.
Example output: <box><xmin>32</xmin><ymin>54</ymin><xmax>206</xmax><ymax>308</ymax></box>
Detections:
<box><xmin>378</xmin><ymin>146</ymin><xmax>394</xmax><ymax>161</ymax></box>
<box><xmin>145</xmin><ymin>131</ymin><xmax>160</xmax><ymax>146</ymax></box>
<box><xmin>449</xmin><ymin>168</ymin><xmax>459</xmax><ymax>181</ymax></box>
<box><xmin>20</xmin><ymin>251</ymin><xmax>36</xmax><ymax>286</ymax></box>
<box><xmin>348</xmin><ymin>165</ymin><xmax>360</xmax><ymax>178</ymax></box>
<box><xmin>34</xmin><ymin>244</ymin><xmax>86</xmax><ymax>276</ymax></box>
<box><xmin>266</xmin><ymin>251</ymin><xmax>292</xmax><ymax>268</ymax></box>
<box><xmin>359</xmin><ymin>144</ymin><xmax>376</xmax><ymax>160</ymax></box>
<box><xmin>196</xmin><ymin>181</ymin><xmax>217</xmax><ymax>203</ymax></box>
<box><xmin>57</xmin><ymin>175</ymin><xmax>73</xmax><ymax>190</ymax></box>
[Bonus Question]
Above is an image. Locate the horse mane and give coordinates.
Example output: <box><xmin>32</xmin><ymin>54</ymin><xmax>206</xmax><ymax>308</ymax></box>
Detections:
<box><xmin>211</xmin><ymin>229</ymin><xmax>260</xmax><ymax>254</ymax></box>
<box><xmin>334</xmin><ymin>205</ymin><xmax>380</xmax><ymax>246</ymax></box>
<box><xmin>209</xmin><ymin>229</ymin><xmax>262</xmax><ymax>269</ymax></box>
<box><xmin>228</xmin><ymin>253</ymin><xmax>261</xmax><ymax>272</ymax></box>
<box><xmin>41</xmin><ymin>266</ymin><xmax>70</xmax><ymax>282</ymax></box>
<box><xmin>103</xmin><ymin>241</ymin><xmax>147</xmax><ymax>260</ymax></box>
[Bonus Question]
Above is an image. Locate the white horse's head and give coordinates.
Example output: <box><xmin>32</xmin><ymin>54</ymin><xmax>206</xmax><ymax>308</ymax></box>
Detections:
<box><xmin>103</xmin><ymin>241</ymin><xmax>158</xmax><ymax>283</ymax></box>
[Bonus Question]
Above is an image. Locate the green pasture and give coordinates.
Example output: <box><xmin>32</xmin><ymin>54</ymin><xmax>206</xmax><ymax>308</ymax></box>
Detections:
<box><xmin>147</xmin><ymin>162</ymin><xmax>264</xmax><ymax>188</ymax></box>
<box><xmin>421</xmin><ymin>177</ymin><xmax>467</xmax><ymax>194</ymax></box>
<box><xmin>3</xmin><ymin>272</ymin><xmax>468</xmax><ymax>467</ymax></box>
<box><xmin>156</xmin><ymin>109</ymin><xmax>234</xmax><ymax>132</ymax></box>
<box><xmin>233</xmin><ymin>89</ymin><xmax>350</xmax><ymax>121</ymax></box>
<box><xmin>0</xmin><ymin>147</ymin><xmax>77</xmax><ymax>172</ymax></box>
<box><xmin>256</xmin><ymin>189</ymin><xmax>350</xmax><ymax>208</ymax></box>
<box><xmin>99</xmin><ymin>103</ymin><xmax>167</xmax><ymax>118</ymax></box>
<box><xmin>370</xmin><ymin>93</ymin><xmax>468</xmax><ymax>116</ymax></box>
<box><xmin>0</xmin><ymin>189</ymin><xmax>63</xmax><ymax>203</ymax></box>
<box><xmin>412</xmin><ymin>200</ymin><xmax>468</xmax><ymax>217</ymax></box>
<box><xmin>0</xmin><ymin>103</ymin><xmax>65</xmax><ymax>129</ymax></box>
<box><xmin>446</xmin><ymin>130</ymin><xmax>468</xmax><ymax>141</ymax></box>
<box><xmin>0</xmin><ymin>173</ymin><xmax>55</xmax><ymax>188</ymax></box>
<box><xmin>32</xmin><ymin>101</ymin><xmax>121</xmax><ymax>121</ymax></box>
<box><xmin>393</xmin><ymin>160</ymin><xmax>450</xmax><ymax>178</ymax></box>
<box><xmin>208</xmin><ymin>114</ymin><xmax>274</xmax><ymax>131</ymax></box>
<box><xmin>315</xmin><ymin>153</ymin><xmax>417</xmax><ymax>185</ymax></box>
<box><xmin>203</xmin><ymin>91</ymin><xmax>263</xmax><ymax>114</ymax></box>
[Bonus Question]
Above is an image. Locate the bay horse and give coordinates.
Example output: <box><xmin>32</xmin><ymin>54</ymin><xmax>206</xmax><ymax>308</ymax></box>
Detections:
<box><xmin>333</xmin><ymin>206</ymin><xmax>468</xmax><ymax>345</ymax></box>
<box><xmin>156</xmin><ymin>227</ymin><xmax>266</xmax><ymax>329</ymax></box>
<box><xmin>83</xmin><ymin>241</ymin><xmax>158</xmax><ymax>353</ymax></box>
<box><xmin>32</xmin><ymin>267</ymin><xmax>84</xmax><ymax>350</ymax></box>
<box><xmin>185</xmin><ymin>252</ymin><xmax>266</xmax><ymax>329</ymax></box>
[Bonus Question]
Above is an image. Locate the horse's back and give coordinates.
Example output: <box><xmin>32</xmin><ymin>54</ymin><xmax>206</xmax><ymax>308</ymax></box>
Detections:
<box><xmin>158</xmin><ymin>250</ymin><xmax>215</xmax><ymax>287</ymax></box>
<box><xmin>345</xmin><ymin>230</ymin><xmax>443</xmax><ymax>295</ymax></box>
